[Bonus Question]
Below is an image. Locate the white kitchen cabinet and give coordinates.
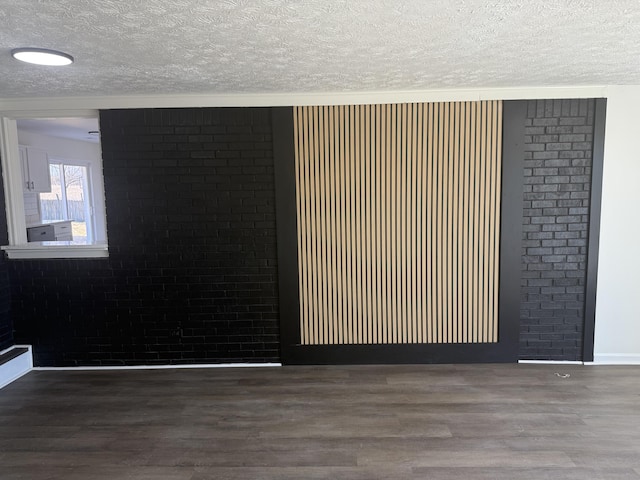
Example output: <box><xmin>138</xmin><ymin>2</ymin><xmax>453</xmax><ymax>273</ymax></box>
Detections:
<box><xmin>19</xmin><ymin>146</ymin><xmax>52</xmax><ymax>193</ymax></box>
<box><xmin>26</xmin><ymin>220</ymin><xmax>73</xmax><ymax>242</ymax></box>
<box><xmin>52</xmin><ymin>221</ymin><xmax>73</xmax><ymax>241</ymax></box>
<box><xmin>26</xmin><ymin>224</ymin><xmax>55</xmax><ymax>242</ymax></box>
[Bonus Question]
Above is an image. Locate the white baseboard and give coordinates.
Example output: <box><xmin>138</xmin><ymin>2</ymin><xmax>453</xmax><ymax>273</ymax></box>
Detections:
<box><xmin>518</xmin><ymin>360</ymin><xmax>584</xmax><ymax>365</ymax></box>
<box><xmin>591</xmin><ymin>354</ymin><xmax>640</xmax><ymax>365</ymax></box>
<box><xmin>33</xmin><ymin>362</ymin><xmax>282</xmax><ymax>371</ymax></box>
<box><xmin>0</xmin><ymin>345</ymin><xmax>33</xmax><ymax>389</ymax></box>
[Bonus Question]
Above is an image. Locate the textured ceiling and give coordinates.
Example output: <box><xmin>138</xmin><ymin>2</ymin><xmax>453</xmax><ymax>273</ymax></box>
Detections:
<box><xmin>1</xmin><ymin>0</ymin><xmax>640</xmax><ymax>98</ymax></box>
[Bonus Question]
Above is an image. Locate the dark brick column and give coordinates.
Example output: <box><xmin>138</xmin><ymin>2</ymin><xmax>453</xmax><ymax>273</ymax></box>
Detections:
<box><xmin>519</xmin><ymin>99</ymin><xmax>595</xmax><ymax>361</ymax></box>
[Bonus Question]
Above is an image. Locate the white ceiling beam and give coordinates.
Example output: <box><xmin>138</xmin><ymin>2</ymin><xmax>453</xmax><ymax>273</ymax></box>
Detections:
<box><xmin>0</xmin><ymin>86</ymin><xmax>610</xmax><ymax>112</ymax></box>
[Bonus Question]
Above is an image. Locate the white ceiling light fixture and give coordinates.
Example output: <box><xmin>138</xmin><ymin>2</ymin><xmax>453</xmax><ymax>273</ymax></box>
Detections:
<box><xmin>11</xmin><ymin>47</ymin><xmax>74</xmax><ymax>66</ymax></box>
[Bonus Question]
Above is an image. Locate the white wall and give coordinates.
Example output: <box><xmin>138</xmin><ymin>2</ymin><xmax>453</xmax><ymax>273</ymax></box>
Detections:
<box><xmin>16</xmin><ymin>130</ymin><xmax>107</xmax><ymax>243</ymax></box>
<box><xmin>17</xmin><ymin>130</ymin><xmax>101</xmax><ymax>163</ymax></box>
<box><xmin>594</xmin><ymin>86</ymin><xmax>640</xmax><ymax>364</ymax></box>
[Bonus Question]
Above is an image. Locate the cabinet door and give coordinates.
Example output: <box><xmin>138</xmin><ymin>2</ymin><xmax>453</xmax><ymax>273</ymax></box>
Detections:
<box><xmin>26</xmin><ymin>225</ymin><xmax>55</xmax><ymax>242</ymax></box>
<box><xmin>25</xmin><ymin>147</ymin><xmax>52</xmax><ymax>193</ymax></box>
<box><xmin>53</xmin><ymin>222</ymin><xmax>73</xmax><ymax>241</ymax></box>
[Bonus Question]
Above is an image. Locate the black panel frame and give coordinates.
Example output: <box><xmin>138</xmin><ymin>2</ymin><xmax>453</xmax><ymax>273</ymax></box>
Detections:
<box><xmin>272</xmin><ymin>107</ymin><xmax>301</xmax><ymax>365</ymax></box>
<box><xmin>273</xmin><ymin>102</ymin><xmax>526</xmax><ymax>364</ymax></box>
<box><xmin>582</xmin><ymin>99</ymin><xmax>607</xmax><ymax>362</ymax></box>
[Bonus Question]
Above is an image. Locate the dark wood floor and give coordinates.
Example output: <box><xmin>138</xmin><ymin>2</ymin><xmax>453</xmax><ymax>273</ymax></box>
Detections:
<box><xmin>0</xmin><ymin>364</ymin><xmax>639</xmax><ymax>479</ymax></box>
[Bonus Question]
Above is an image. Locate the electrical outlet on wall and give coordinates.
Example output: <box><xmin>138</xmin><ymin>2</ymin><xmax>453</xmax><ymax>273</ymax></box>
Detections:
<box><xmin>171</xmin><ymin>325</ymin><xmax>183</xmax><ymax>338</ymax></box>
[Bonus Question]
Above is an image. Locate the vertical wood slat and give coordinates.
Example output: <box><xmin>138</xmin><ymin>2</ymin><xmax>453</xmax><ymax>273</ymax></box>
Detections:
<box><xmin>293</xmin><ymin>101</ymin><xmax>502</xmax><ymax>345</ymax></box>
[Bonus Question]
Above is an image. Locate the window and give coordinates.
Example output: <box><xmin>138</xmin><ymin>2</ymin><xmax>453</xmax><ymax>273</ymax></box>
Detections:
<box><xmin>40</xmin><ymin>163</ymin><xmax>93</xmax><ymax>242</ymax></box>
<box><xmin>0</xmin><ymin>112</ymin><xmax>108</xmax><ymax>259</ymax></box>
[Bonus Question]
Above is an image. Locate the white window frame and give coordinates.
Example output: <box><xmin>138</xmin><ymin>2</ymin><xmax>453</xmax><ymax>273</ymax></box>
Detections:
<box><xmin>0</xmin><ymin>109</ymin><xmax>108</xmax><ymax>259</ymax></box>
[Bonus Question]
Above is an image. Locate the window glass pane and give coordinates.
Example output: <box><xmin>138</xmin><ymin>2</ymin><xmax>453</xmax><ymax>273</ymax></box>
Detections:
<box><xmin>64</xmin><ymin>165</ymin><xmax>89</xmax><ymax>242</ymax></box>
<box><xmin>39</xmin><ymin>164</ymin><xmax>64</xmax><ymax>222</ymax></box>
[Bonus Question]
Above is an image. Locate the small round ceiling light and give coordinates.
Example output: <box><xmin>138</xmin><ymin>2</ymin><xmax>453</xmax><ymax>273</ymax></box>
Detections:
<box><xmin>11</xmin><ymin>48</ymin><xmax>74</xmax><ymax>66</ymax></box>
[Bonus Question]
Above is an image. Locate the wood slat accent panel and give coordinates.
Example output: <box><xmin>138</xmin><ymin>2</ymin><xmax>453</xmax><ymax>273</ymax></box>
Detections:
<box><xmin>294</xmin><ymin>101</ymin><xmax>503</xmax><ymax>345</ymax></box>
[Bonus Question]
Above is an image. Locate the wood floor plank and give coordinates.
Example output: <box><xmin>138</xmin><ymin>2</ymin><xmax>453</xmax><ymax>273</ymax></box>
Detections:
<box><xmin>410</xmin><ymin>467</ymin><xmax>640</xmax><ymax>480</ymax></box>
<box><xmin>191</xmin><ymin>466</ymin><xmax>417</xmax><ymax>480</ymax></box>
<box><xmin>0</xmin><ymin>364</ymin><xmax>639</xmax><ymax>479</ymax></box>
<box><xmin>0</xmin><ymin>466</ymin><xmax>194</xmax><ymax>480</ymax></box>
<box><xmin>357</xmin><ymin>449</ymin><xmax>574</xmax><ymax>468</ymax></box>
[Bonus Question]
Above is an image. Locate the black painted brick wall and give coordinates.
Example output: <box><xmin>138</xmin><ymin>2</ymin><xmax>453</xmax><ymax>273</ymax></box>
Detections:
<box><xmin>519</xmin><ymin>99</ymin><xmax>595</xmax><ymax>361</ymax></box>
<box><xmin>0</xmin><ymin>166</ymin><xmax>13</xmax><ymax>352</ymax></box>
<box><xmin>9</xmin><ymin>108</ymin><xmax>279</xmax><ymax>366</ymax></box>
<box><xmin>0</xmin><ymin>261</ymin><xmax>11</xmax><ymax>352</ymax></box>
